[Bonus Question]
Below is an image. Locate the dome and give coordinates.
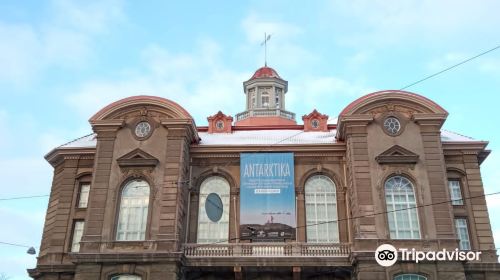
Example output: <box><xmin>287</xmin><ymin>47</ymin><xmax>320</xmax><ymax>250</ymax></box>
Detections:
<box><xmin>250</xmin><ymin>66</ymin><xmax>282</xmax><ymax>79</ymax></box>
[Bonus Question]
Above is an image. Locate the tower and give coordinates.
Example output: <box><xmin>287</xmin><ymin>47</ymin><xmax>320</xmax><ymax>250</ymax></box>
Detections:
<box><xmin>235</xmin><ymin>66</ymin><xmax>296</xmax><ymax>126</ymax></box>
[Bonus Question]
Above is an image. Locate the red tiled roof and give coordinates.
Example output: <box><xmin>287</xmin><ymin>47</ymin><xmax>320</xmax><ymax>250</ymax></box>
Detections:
<box><xmin>251</xmin><ymin>66</ymin><xmax>282</xmax><ymax>79</ymax></box>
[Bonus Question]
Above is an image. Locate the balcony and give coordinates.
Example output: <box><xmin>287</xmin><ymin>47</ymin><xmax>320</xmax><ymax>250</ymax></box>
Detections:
<box><xmin>235</xmin><ymin>109</ymin><xmax>296</xmax><ymax>122</ymax></box>
<box><xmin>182</xmin><ymin>243</ymin><xmax>351</xmax><ymax>267</ymax></box>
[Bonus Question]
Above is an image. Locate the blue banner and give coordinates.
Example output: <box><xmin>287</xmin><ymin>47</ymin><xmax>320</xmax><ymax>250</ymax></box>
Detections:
<box><xmin>240</xmin><ymin>152</ymin><xmax>296</xmax><ymax>241</ymax></box>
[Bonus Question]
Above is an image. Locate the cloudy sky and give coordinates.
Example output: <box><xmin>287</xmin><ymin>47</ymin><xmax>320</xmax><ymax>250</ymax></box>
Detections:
<box><xmin>1</xmin><ymin>0</ymin><xmax>500</xmax><ymax>278</ymax></box>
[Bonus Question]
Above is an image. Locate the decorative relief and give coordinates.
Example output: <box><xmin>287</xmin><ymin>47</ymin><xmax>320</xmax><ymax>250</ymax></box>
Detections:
<box><xmin>368</xmin><ymin>104</ymin><xmax>418</xmax><ymax>118</ymax></box>
<box><xmin>139</xmin><ymin>106</ymin><xmax>148</xmax><ymax>117</ymax></box>
<box><xmin>316</xmin><ymin>164</ymin><xmax>322</xmax><ymax>172</ymax></box>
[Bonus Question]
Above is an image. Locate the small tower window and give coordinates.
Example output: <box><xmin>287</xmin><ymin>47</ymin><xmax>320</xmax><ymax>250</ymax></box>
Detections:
<box><xmin>261</xmin><ymin>92</ymin><xmax>269</xmax><ymax>107</ymax></box>
<box><xmin>249</xmin><ymin>89</ymin><xmax>256</xmax><ymax>109</ymax></box>
<box><xmin>275</xmin><ymin>88</ymin><xmax>282</xmax><ymax>108</ymax></box>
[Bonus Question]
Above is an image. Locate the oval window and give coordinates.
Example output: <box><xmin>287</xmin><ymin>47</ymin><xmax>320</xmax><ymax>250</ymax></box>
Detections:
<box><xmin>205</xmin><ymin>193</ymin><xmax>223</xmax><ymax>222</ymax></box>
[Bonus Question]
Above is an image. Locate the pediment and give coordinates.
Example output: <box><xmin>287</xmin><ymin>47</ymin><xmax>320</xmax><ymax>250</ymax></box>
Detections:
<box><xmin>302</xmin><ymin>109</ymin><xmax>329</xmax><ymax>120</ymax></box>
<box><xmin>375</xmin><ymin>145</ymin><xmax>419</xmax><ymax>164</ymax></box>
<box><xmin>117</xmin><ymin>148</ymin><xmax>159</xmax><ymax>168</ymax></box>
<box><xmin>207</xmin><ymin>111</ymin><xmax>233</xmax><ymax>133</ymax></box>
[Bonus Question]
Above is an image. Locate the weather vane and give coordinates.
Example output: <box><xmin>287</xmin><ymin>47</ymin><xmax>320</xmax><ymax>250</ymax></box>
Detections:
<box><xmin>261</xmin><ymin>32</ymin><xmax>272</xmax><ymax>66</ymax></box>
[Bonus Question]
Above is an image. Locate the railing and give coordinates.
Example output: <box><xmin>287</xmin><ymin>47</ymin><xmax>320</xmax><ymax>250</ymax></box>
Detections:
<box><xmin>183</xmin><ymin>243</ymin><xmax>350</xmax><ymax>258</ymax></box>
<box><xmin>242</xmin><ymin>243</ymin><xmax>292</xmax><ymax>256</ymax></box>
<box><xmin>280</xmin><ymin>110</ymin><xmax>295</xmax><ymax>120</ymax></box>
<box><xmin>235</xmin><ymin>111</ymin><xmax>250</xmax><ymax>121</ymax></box>
<box><xmin>301</xmin><ymin>243</ymin><xmax>351</xmax><ymax>256</ymax></box>
<box><xmin>235</xmin><ymin>109</ymin><xmax>296</xmax><ymax>122</ymax></box>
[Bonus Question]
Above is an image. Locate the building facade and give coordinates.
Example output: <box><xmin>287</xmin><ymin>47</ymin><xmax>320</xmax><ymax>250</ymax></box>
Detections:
<box><xmin>29</xmin><ymin>67</ymin><xmax>500</xmax><ymax>279</ymax></box>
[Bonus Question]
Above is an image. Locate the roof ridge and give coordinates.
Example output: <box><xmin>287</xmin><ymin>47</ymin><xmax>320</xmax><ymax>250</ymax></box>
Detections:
<box><xmin>58</xmin><ymin>132</ymin><xmax>96</xmax><ymax>148</ymax></box>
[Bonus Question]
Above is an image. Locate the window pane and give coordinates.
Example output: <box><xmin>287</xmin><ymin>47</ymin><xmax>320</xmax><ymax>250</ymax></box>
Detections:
<box><xmin>78</xmin><ymin>184</ymin><xmax>90</xmax><ymax>208</ymax></box>
<box><xmin>197</xmin><ymin>176</ymin><xmax>230</xmax><ymax>244</ymax></box>
<box><xmin>71</xmin><ymin>221</ymin><xmax>85</xmax><ymax>252</ymax></box>
<box><xmin>116</xmin><ymin>180</ymin><xmax>150</xmax><ymax>241</ymax></box>
<box><xmin>385</xmin><ymin>176</ymin><xmax>420</xmax><ymax>239</ymax></box>
<box><xmin>455</xmin><ymin>218</ymin><xmax>471</xmax><ymax>250</ymax></box>
<box><xmin>305</xmin><ymin>175</ymin><xmax>338</xmax><ymax>243</ymax></box>
<box><xmin>448</xmin><ymin>180</ymin><xmax>464</xmax><ymax>205</ymax></box>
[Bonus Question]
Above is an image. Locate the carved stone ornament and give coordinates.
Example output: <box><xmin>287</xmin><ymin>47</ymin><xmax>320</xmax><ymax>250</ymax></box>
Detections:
<box><xmin>316</xmin><ymin>164</ymin><xmax>322</xmax><ymax>172</ymax></box>
<box><xmin>139</xmin><ymin>106</ymin><xmax>148</xmax><ymax>117</ymax></box>
<box><xmin>375</xmin><ymin>145</ymin><xmax>419</xmax><ymax>165</ymax></box>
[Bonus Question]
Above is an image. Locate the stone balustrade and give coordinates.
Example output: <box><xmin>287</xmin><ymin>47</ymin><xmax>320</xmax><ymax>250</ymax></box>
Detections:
<box><xmin>183</xmin><ymin>242</ymin><xmax>350</xmax><ymax>258</ymax></box>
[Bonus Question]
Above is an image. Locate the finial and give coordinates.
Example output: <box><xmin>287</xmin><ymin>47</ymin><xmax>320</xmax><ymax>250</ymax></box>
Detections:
<box><xmin>261</xmin><ymin>32</ymin><xmax>271</xmax><ymax>67</ymax></box>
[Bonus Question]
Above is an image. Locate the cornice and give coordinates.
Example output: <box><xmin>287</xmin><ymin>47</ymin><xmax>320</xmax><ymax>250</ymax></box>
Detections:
<box><xmin>190</xmin><ymin>143</ymin><xmax>346</xmax><ymax>155</ymax></box>
<box><xmin>90</xmin><ymin>119</ymin><xmax>125</xmax><ymax>131</ymax></box>
<box><xmin>69</xmin><ymin>252</ymin><xmax>183</xmax><ymax>264</ymax></box>
<box><xmin>442</xmin><ymin>141</ymin><xmax>489</xmax><ymax>151</ymax></box>
<box><xmin>161</xmin><ymin>119</ymin><xmax>200</xmax><ymax>143</ymax></box>
<box><xmin>44</xmin><ymin>148</ymin><xmax>96</xmax><ymax>167</ymax></box>
<box><xmin>412</xmin><ymin>113</ymin><xmax>447</xmax><ymax>127</ymax></box>
<box><xmin>28</xmin><ymin>264</ymin><xmax>76</xmax><ymax>278</ymax></box>
<box><xmin>442</xmin><ymin>141</ymin><xmax>490</xmax><ymax>164</ymax></box>
<box><xmin>336</xmin><ymin>114</ymin><xmax>374</xmax><ymax>140</ymax></box>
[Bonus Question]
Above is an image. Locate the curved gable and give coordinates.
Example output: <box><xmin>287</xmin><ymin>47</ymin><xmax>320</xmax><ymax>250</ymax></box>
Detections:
<box><xmin>89</xmin><ymin>95</ymin><xmax>194</xmax><ymax>122</ymax></box>
<box><xmin>339</xmin><ymin>90</ymin><xmax>448</xmax><ymax>117</ymax></box>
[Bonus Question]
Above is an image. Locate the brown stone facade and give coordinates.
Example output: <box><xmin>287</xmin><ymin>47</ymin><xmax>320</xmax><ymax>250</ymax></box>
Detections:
<box><xmin>29</xmin><ymin>91</ymin><xmax>500</xmax><ymax>280</ymax></box>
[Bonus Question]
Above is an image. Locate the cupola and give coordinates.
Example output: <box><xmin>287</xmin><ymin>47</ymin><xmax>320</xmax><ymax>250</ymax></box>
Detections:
<box><xmin>235</xmin><ymin>66</ymin><xmax>296</xmax><ymax>126</ymax></box>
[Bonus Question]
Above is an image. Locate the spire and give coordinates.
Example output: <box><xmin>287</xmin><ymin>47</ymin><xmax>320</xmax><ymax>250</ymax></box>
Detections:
<box><xmin>261</xmin><ymin>33</ymin><xmax>271</xmax><ymax>67</ymax></box>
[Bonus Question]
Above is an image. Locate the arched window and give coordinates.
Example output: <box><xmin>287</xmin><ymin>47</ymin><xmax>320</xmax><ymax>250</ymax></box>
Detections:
<box><xmin>111</xmin><ymin>275</ymin><xmax>141</xmax><ymax>280</ymax></box>
<box><xmin>385</xmin><ymin>176</ymin><xmax>420</xmax><ymax>239</ymax></box>
<box><xmin>305</xmin><ymin>175</ymin><xmax>338</xmax><ymax>243</ymax></box>
<box><xmin>394</xmin><ymin>274</ymin><xmax>427</xmax><ymax>280</ymax></box>
<box><xmin>116</xmin><ymin>180</ymin><xmax>150</xmax><ymax>241</ymax></box>
<box><xmin>197</xmin><ymin>176</ymin><xmax>230</xmax><ymax>244</ymax></box>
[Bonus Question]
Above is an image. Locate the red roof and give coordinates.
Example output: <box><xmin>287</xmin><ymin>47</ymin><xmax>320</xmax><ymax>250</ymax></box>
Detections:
<box><xmin>251</xmin><ymin>66</ymin><xmax>282</xmax><ymax>79</ymax></box>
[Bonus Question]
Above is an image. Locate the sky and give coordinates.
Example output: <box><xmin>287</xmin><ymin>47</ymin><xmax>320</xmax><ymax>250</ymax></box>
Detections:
<box><xmin>1</xmin><ymin>0</ymin><xmax>500</xmax><ymax>279</ymax></box>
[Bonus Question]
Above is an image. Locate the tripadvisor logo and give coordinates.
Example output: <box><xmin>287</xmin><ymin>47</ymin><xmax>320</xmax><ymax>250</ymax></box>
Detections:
<box><xmin>375</xmin><ymin>244</ymin><xmax>398</xmax><ymax>267</ymax></box>
<box><xmin>375</xmin><ymin>244</ymin><xmax>481</xmax><ymax>267</ymax></box>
